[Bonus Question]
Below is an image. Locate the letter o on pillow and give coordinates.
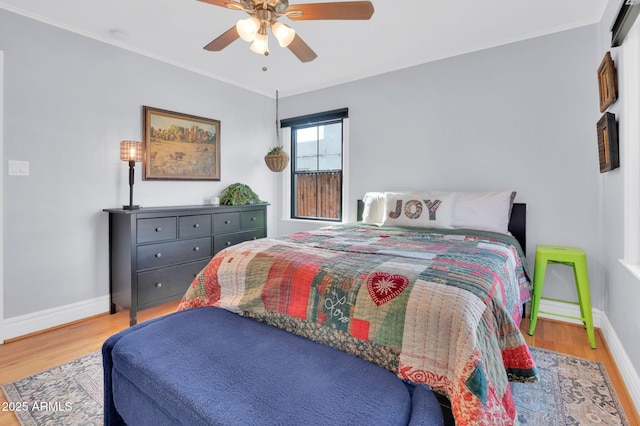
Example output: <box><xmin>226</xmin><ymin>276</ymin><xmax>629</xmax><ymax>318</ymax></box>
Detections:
<box><xmin>404</xmin><ymin>200</ymin><xmax>423</xmax><ymax>219</ymax></box>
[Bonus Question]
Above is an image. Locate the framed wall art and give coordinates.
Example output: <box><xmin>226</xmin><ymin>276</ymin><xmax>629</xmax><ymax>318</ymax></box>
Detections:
<box><xmin>597</xmin><ymin>52</ymin><xmax>618</xmax><ymax>113</ymax></box>
<box><xmin>143</xmin><ymin>106</ymin><xmax>221</xmax><ymax>180</ymax></box>
<box><xmin>597</xmin><ymin>112</ymin><xmax>619</xmax><ymax>173</ymax></box>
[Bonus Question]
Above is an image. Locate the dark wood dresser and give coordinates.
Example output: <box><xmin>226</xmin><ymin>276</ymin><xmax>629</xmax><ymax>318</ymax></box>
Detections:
<box><xmin>104</xmin><ymin>204</ymin><xmax>268</xmax><ymax>325</ymax></box>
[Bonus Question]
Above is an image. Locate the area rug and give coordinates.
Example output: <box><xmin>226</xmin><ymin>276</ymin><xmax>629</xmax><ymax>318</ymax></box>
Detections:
<box><xmin>1</xmin><ymin>352</ymin><xmax>102</xmax><ymax>426</ymax></box>
<box><xmin>511</xmin><ymin>347</ymin><xmax>630</xmax><ymax>425</ymax></box>
<box><xmin>1</xmin><ymin>347</ymin><xmax>631</xmax><ymax>425</ymax></box>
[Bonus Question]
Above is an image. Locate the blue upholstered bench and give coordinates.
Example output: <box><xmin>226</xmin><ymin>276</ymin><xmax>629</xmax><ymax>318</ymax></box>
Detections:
<box><xmin>103</xmin><ymin>306</ymin><xmax>445</xmax><ymax>426</ymax></box>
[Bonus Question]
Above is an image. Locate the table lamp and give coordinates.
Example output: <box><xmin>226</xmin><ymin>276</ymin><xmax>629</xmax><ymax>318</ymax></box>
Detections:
<box><xmin>120</xmin><ymin>140</ymin><xmax>144</xmax><ymax>210</ymax></box>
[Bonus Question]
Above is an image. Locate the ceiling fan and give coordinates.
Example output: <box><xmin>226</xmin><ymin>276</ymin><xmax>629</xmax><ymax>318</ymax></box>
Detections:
<box><xmin>198</xmin><ymin>1</ymin><xmax>375</xmax><ymax>62</ymax></box>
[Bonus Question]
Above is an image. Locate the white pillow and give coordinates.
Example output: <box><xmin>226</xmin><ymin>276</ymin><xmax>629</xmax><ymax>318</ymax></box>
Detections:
<box><xmin>382</xmin><ymin>192</ymin><xmax>454</xmax><ymax>229</ymax></box>
<box><xmin>361</xmin><ymin>192</ymin><xmax>386</xmax><ymax>225</ymax></box>
<box><xmin>451</xmin><ymin>191</ymin><xmax>515</xmax><ymax>234</ymax></box>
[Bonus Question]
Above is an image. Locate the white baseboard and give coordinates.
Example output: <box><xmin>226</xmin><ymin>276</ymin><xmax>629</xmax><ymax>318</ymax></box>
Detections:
<box><xmin>598</xmin><ymin>312</ymin><xmax>640</xmax><ymax>418</ymax></box>
<box><xmin>537</xmin><ymin>299</ymin><xmax>640</xmax><ymax>416</ymax></box>
<box><xmin>1</xmin><ymin>296</ymin><xmax>110</xmax><ymax>342</ymax></box>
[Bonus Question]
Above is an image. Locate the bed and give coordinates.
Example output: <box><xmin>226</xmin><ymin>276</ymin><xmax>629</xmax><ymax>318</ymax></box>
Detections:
<box><xmin>104</xmin><ymin>191</ymin><xmax>538</xmax><ymax>425</ymax></box>
<box><xmin>175</xmin><ymin>191</ymin><xmax>538</xmax><ymax>425</ymax></box>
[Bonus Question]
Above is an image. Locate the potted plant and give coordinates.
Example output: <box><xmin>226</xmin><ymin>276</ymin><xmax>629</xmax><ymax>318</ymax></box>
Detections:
<box><xmin>264</xmin><ymin>146</ymin><xmax>290</xmax><ymax>172</ymax></box>
<box><xmin>219</xmin><ymin>183</ymin><xmax>264</xmax><ymax>205</ymax></box>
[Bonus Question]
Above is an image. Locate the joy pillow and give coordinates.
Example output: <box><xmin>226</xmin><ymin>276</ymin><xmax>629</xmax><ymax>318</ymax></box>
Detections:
<box><xmin>382</xmin><ymin>192</ymin><xmax>454</xmax><ymax>228</ymax></box>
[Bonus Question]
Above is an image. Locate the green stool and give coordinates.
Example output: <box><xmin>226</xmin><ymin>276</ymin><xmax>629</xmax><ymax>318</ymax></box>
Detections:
<box><xmin>528</xmin><ymin>245</ymin><xmax>596</xmax><ymax>349</ymax></box>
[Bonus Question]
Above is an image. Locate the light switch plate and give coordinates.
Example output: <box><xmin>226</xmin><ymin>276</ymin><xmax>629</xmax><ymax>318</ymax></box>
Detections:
<box><xmin>8</xmin><ymin>160</ymin><xmax>29</xmax><ymax>176</ymax></box>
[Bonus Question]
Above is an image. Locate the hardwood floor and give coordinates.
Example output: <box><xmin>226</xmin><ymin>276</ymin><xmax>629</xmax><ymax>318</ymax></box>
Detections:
<box><xmin>1</xmin><ymin>303</ymin><xmax>638</xmax><ymax>425</ymax></box>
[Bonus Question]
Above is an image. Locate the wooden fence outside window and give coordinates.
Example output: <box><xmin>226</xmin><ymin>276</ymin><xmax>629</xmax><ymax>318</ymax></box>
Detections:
<box><xmin>294</xmin><ymin>171</ymin><xmax>342</xmax><ymax>220</ymax></box>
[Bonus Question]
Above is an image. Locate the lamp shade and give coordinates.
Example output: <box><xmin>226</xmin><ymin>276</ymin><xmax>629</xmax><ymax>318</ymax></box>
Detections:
<box><xmin>272</xmin><ymin>22</ymin><xmax>295</xmax><ymax>47</ymax></box>
<box><xmin>120</xmin><ymin>140</ymin><xmax>144</xmax><ymax>162</ymax></box>
<box><xmin>236</xmin><ymin>17</ymin><xmax>260</xmax><ymax>42</ymax></box>
<box><xmin>250</xmin><ymin>32</ymin><xmax>269</xmax><ymax>55</ymax></box>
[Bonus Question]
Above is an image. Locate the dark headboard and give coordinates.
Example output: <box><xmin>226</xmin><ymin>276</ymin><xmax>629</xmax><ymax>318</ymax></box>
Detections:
<box><xmin>356</xmin><ymin>200</ymin><xmax>527</xmax><ymax>251</ymax></box>
<box><xmin>508</xmin><ymin>203</ymin><xmax>526</xmax><ymax>252</ymax></box>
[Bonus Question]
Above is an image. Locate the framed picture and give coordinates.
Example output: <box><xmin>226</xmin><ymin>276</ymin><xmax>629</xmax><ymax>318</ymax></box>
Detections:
<box><xmin>597</xmin><ymin>112</ymin><xmax>619</xmax><ymax>173</ymax></box>
<box><xmin>597</xmin><ymin>52</ymin><xmax>618</xmax><ymax>113</ymax></box>
<box><xmin>143</xmin><ymin>106</ymin><xmax>220</xmax><ymax>180</ymax></box>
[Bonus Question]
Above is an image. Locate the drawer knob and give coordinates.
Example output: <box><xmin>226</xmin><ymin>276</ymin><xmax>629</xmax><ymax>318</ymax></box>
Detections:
<box><xmin>194</xmin><ymin>223</ymin><xmax>200</xmax><ymax>228</ymax></box>
<box><xmin>194</xmin><ymin>246</ymin><xmax>200</xmax><ymax>252</ymax></box>
<box><xmin>155</xmin><ymin>253</ymin><xmax>162</xmax><ymax>258</ymax></box>
<box><xmin>226</xmin><ymin>241</ymin><xmax>232</xmax><ymax>246</ymax></box>
<box><xmin>155</xmin><ymin>283</ymin><xmax>162</xmax><ymax>288</ymax></box>
<box><xmin>251</xmin><ymin>217</ymin><xmax>257</xmax><ymax>221</ymax></box>
<box><xmin>225</xmin><ymin>220</ymin><xmax>231</xmax><ymax>224</ymax></box>
<box><xmin>155</xmin><ymin>227</ymin><xmax>162</xmax><ymax>232</ymax></box>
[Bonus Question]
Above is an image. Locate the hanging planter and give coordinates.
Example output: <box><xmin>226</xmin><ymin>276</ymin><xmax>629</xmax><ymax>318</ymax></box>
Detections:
<box><xmin>264</xmin><ymin>90</ymin><xmax>289</xmax><ymax>173</ymax></box>
<box><xmin>264</xmin><ymin>146</ymin><xmax>290</xmax><ymax>172</ymax></box>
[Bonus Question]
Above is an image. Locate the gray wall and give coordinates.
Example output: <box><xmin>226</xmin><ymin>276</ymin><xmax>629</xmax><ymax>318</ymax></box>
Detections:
<box><xmin>597</xmin><ymin>1</ymin><xmax>640</xmax><ymax>384</ymax></box>
<box><xmin>278</xmin><ymin>25</ymin><xmax>601</xmax><ymax>305</ymax></box>
<box><xmin>1</xmin><ymin>10</ymin><xmax>276</xmax><ymax>318</ymax></box>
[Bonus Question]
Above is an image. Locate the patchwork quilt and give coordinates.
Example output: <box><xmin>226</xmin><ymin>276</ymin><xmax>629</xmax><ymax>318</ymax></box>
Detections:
<box><xmin>178</xmin><ymin>224</ymin><xmax>538</xmax><ymax>425</ymax></box>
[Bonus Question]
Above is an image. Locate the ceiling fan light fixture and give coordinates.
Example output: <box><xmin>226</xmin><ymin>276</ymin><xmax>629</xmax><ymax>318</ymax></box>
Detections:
<box><xmin>271</xmin><ymin>21</ymin><xmax>295</xmax><ymax>47</ymax></box>
<box><xmin>250</xmin><ymin>32</ymin><xmax>269</xmax><ymax>55</ymax></box>
<box><xmin>201</xmin><ymin>0</ymin><xmax>375</xmax><ymax>62</ymax></box>
<box><xmin>236</xmin><ymin>16</ymin><xmax>260</xmax><ymax>42</ymax></box>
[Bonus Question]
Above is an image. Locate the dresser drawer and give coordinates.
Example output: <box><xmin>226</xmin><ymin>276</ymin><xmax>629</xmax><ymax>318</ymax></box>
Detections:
<box><xmin>213</xmin><ymin>212</ymin><xmax>240</xmax><ymax>233</ymax></box>
<box><xmin>214</xmin><ymin>229</ymin><xmax>265</xmax><ymax>253</ymax></box>
<box><xmin>137</xmin><ymin>217</ymin><xmax>177</xmax><ymax>243</ymax></box>
<box><xmin>137</xmin><ymin>259</ymin><xmax>209</xmax><ymax>306</ymax></box>
<box><xmin>179</xmin><ymin>214</ymin><xmax>212</xmax><ymax>238</ymax></box>
<box><xmin>137</xmin><ymin>237</ymin><xmax>212</xmax><ymax>270</ymax></box>
<box><xmin>241</xmin><ymin>210</ymin><xmax>265</xmax><ymax>229</ymax></box>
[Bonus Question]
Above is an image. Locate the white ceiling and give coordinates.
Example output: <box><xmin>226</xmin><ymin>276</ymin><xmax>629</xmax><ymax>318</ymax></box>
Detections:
<box><xmin>0</xmin><ymin>0</ymin><xmax>606</xmax><ymax>97</ymax></box>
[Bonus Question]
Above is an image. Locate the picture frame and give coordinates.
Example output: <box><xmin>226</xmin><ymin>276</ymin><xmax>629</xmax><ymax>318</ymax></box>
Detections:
<box><xmin>597</xmin><ymin>112</ymin><xmax>619</xmax><ymax>173</ymax></box>
<box><xmin>143</xmin><ymin>106</ymin><xmax>220</xmax><ymax>180</ymax></box>
<box><xmin>597</xmin><ymin>52</ymin><xmax>618</xmax><ymax>113</ymax></box>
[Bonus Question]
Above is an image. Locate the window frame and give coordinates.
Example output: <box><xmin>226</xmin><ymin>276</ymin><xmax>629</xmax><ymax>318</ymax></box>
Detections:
<box><xmin>619</xmin><ymin>18</ymin><xmax>640</xmax><ymax>280</ymax></box>
<box><xmin>279</xmin><ymin>109</ymin><xmax>349</xmax><ymax>224</ymax></box>
<box><xmin>290</xmin><ymin>118</ymin><xmax>344</xmax><ymax>222</ymax></box>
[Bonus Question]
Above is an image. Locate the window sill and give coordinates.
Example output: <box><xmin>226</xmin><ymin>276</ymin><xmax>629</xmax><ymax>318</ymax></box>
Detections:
<box><xmin>619</xmin><ymin>259</ymin><xmax>640</xmax><ymax>281</ymax></box>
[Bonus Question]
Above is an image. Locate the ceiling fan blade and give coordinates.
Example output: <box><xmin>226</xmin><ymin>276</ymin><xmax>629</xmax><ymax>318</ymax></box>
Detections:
<box><xmin>286</xmin><ymin>1</ymin><xmax>374</xmax><ymax>20</ymax></box>
<box><xmin>198</xmin><ymin>0</ymin><xmax>236</xmax><ymax>8</ymax></box>
<box><xmin>287</xmin><ymin>34</ymin><xmax>318</xmax><ymax>62</ymax></box>
<box><xmin>204</xmin><ymin>26</ymin><xmax>240</xmax><ymax>51</ymax></box>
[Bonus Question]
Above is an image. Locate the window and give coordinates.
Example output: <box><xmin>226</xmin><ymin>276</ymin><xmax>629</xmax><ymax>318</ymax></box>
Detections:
<box><xmin>620</xmin><ymin>19</ymin><xmax>640</xmax><ymax>279</ymax></box>
<box><xmin>281</xmin><ymin>109</ymin><xmax>348</xmax><ymax>221</ymax></box>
